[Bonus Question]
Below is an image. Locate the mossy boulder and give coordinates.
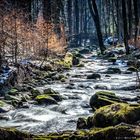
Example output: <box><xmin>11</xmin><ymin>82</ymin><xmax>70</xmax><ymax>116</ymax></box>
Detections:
<box><xmin>92</xmin><ymin>103</ymin><xmax>140</xmax><ymax>127</ymax></box>
<box><xmin>106</xmin><ymin>67</ymin><xmax>121</xmax><ymax>74</ymax></box>
<box><xmin>87</xmin><ymin>125</ymin><xmax>135</xmax><ymax>140</ymax></box>
<box><xmin>87</xmin><ymin>73</ymin><xmax>101</xmax><ymax>80</ymax></box>
<box><xmin>89</xmin><ymin>91</ymin><xmax>123</xmax><ymax>110</ymax></box>
<box><xmin>0</xmin><ymin>101</ymin><xmax>13</xmax><ymax>113</ymax></box>
<box><xmin>39</xmin><ymin>125</ymin><xmax>135</xmax><ymax>140</ymax></box>
<box><xmin>63</xmin><ymin>52</ymin><xmax>73</xmax><ymax>68</ymax></box>
<box><xmin>43</xmin><ymin>88</ymin><xmax>63</xmax><ymax>101</ymax></box>
<box><xmin>35</xmin><ymin>94</ymin><xmax>57</xmax><ymax>105</ymax></box>
<box><xmin>8</xmin><ymin>88</ymin><xmax>18</xmax><ymax>95</ymax></box>
<box><xmin>55</xmin><ymin>52</ymin><xmax>74</xmax><ymax>69</ymax></box>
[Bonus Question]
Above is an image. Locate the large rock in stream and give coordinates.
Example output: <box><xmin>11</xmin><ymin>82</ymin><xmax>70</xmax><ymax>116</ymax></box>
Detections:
<box><xmin>77</xmin><ymin>103</ymin><xmax>140</xmax><ymax>130</ymax></box>
<box><xmin>35</xmin><ymin>94</ymin><xmax>57</xmax><ymax>105</ymax></box>
<box><xmin>43</xmin><ymin>88</ymin><xmax>63</xmax><ymax>101</ymax></box>
<box><xmin>88</xmin><ymin>103</ymin><xmax>140</xmax><ymax>128</ymax></box>
<box><xmin>35</xmin><ymin>88</ymin><xmax>63</xmax><ymax>105</ymax></box>
<box><xmin>89</xmin><ymin>91</ymin><xmax>123</xmax><ymax>110</ymax></box>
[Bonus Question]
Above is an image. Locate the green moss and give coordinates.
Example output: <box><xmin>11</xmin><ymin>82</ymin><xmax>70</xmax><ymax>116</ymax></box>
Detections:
<box><xmin>63</xmin><ymin>53</ymin><xmax>73</xmax><ymax>67</ymax></box>
<box><xmin>8</xmin><ymin>88</ymin><xmax>18</xmax><ymax>95</ymax></box>
<box><xmin>35</xmin><ymin>94</ymin><xmax>57</xmax><ymax>105</ymax></box>
<box><xmin>0</xmin><ymin>101</ymin><xmax>4</xmax><ymax>107</ymax></box>
<box><xmin>93</xmin><ymin>103</ymin><xmax>140</xmax><ymax>127</ymax></box>
<box><xmin>55</xmin><ymin>52</ymin><xmax>73</xmax><ymax>69</ymax></box>
<box><xmin>35</xmin><ymin>125</ymin><xmax>135</xmax><ymax>140</ymax></box>
<box><xmin>0</xmin><ymin>127</ymin><xmax>33</xmax><ymax>140</ymax></box>
<box><xmin>0</xmin><ymin>125</ymin><xmax>136</xmax><ymax>140</ymax></box>
<box><xmin>43</xmin><ymin>89</ymin><xmax>62</xmax><ymax>102</ymax></box>
<box><xmin>88</xmin><ymin>125</ymin><xmax>135</xmax><ymax>140</ymax></box>
<box><xmin>35</xmin><ymin>95</ymin><xmax>53</xmax><ymax>100</ymax></box>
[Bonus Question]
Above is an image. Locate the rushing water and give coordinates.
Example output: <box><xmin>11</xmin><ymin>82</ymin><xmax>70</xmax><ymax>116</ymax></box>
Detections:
<box><xmin>0</xmin><ymin>53</ymin><xmax>139</xmax><ymax>134</ymax></box>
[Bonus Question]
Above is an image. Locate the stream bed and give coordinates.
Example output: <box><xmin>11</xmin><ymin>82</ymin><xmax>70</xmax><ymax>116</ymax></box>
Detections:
<box><xmin>0</xmin><ymin>53</ymin><xmax>139</xmax><ymax>134</ymax></box>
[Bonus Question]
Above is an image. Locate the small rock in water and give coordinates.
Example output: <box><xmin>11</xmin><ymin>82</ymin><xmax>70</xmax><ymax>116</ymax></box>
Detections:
<box><xmin>0</xmin><ymin>114</ymin><xmax>11</xmax><ymax>120</ymax></box>
<box><xmin>106</xmin><ymin>67</ymin><xmax>121</xmax><ymax>74</ymax></box>
<box><xmin>87</xmin><ymin>73</ymin><xmax>101</xmax><ymax>79</ymax></box>
<box><xmin>105</xmin><ymin>75</ymin><xmax>111</xmax><ymax>77</ymax></box>
<box><xmin>66</xmin><ymin>84</ymin><xmax>76</xmax><ymax>89</ymax></box>
<box><xmin>94</xmin><ymin>85</ymin><xmax>108</xmax><ymax>90</ymax></box>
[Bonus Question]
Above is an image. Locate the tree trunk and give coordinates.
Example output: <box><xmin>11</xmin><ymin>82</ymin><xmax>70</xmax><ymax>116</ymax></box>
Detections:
<box><xmin>67</xmin><ymin>0</ymin><xmax>72</xmax><ymax>35</ymax></box>
<box><xmin>133</xmin><ymin>0</ymin><xmax>139</xmax><ymax>43</ymax></box>
<box><xmin>122</xmin><ymin>0</ymin><xmax>129</xmax><ymax>54</ymax></box>
<box><xmin>88</xmin><ymin>0</ymin><xmax>106</xmax><ymax>54</ymax></box>
<box><xmin>128</xmin><ymin>0</ymin><xmax>132</xmax><ymax>38</ymax></box>
<box><xmin>74</xmin><ymin>0</ymin><xmax>80</xmax><ymax>45</ymax></box>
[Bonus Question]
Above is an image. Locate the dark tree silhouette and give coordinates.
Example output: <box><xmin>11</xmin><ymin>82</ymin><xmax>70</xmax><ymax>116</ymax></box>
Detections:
<box><xmin>88</xmin><ymin>0</ymin><xmax>106</xmax><ymax>54</ymax></box>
